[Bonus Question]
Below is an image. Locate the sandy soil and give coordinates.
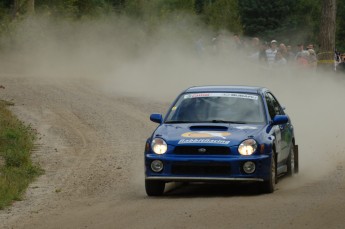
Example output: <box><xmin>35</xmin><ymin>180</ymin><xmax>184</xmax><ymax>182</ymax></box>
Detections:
<box><xmin>0</xmin><ymin>74</ymin><xmax>345</xmax><ymax>229</ymax></box>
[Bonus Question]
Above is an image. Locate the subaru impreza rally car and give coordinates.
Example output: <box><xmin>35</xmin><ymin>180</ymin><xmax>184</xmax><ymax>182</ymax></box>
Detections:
<box><xmin>144</xmin><ymin>86</ymin><xmax>298</xmax><ymax>196</ymax></box>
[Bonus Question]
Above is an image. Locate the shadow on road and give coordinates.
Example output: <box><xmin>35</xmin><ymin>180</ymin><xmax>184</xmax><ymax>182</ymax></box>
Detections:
<box><xmin>163</xmin><ymin>182</ymin><xmax>262</xmax><ymax>197</ymax></box>
<box><xmin>161</xmin><ymin>175</ymin><xmax>295</xmax><ymax>198</ymax></box>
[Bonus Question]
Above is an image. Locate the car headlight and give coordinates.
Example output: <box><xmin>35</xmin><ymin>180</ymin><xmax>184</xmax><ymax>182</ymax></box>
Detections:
<box><xmin>151</xmin><ymin>138</ymin><xmax>168</xmax><ymax>154</ymax></box>
<box><xmin>238</xmin><ymin>139</ymin><xmax>257</xmax><ymax>156</ymax></box>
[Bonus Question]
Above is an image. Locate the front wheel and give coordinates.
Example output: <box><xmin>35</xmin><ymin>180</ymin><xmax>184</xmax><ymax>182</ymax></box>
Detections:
<box><xmin>145</xmin><ymin>180</ymin><xmax>165</xmax><ymax>196</ymax></box>
<box><xmin>261</xmin><ymin>153</ymin><xmax>276</xmax><ymax>193</ymax></box>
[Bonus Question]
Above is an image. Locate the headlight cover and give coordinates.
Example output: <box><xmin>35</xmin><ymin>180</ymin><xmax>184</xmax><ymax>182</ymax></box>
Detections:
<box><xmin>238</xmin><ymin>139</ymin><xmax>257</xmax><ymax>156</ymax></box>
<box><xmin>151</xmin><ymin>138</ymin><xmax>168</xmax><ymax>154</ymax></box>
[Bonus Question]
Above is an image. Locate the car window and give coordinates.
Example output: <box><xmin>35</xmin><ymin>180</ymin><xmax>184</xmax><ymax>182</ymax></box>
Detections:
<box><xmin>265</xmin><ymin>93</ymin><xmax>283</xmax><ymax>119</ymax></box>
<box><xmin>165</xmin><ymin>93</ymin><xmax>265</xmax><ymax>124</ymax></box>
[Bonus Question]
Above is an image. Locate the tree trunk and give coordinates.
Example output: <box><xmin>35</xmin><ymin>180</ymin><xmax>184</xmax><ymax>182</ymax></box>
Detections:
<box><xmin>27</xmin><ymin>0</ymin><xmax>35</xmax><ymax>15</ymax></box>
<box><xmin>12</xmin><ymin>0</ymin><xmax>19</xmax><ymax>19</ymax></box>
<box><xmin>318</xmin><ymin>0</ymin><xmax>337</xmax><ymax>71</ymax></box>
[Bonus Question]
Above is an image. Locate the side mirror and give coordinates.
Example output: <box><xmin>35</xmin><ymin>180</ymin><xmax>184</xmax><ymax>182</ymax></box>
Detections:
<box><xmin>272</xmin><ymin>115</ymin><xmax>288</xmax><ymax>125</ymax></box>
<box><xmin>150</xmin><ymin>113</ymin><xmax>163</xmax><ymax>124</ymax></box>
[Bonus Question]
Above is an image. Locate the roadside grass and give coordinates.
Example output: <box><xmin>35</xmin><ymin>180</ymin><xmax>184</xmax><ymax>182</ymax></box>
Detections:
<box><xmin>0</xmin><ymin>100</ymin><xmax>43</xmax><ymax>210</ymax></box>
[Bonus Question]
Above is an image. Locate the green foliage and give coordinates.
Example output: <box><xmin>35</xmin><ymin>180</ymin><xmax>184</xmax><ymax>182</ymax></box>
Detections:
<box><xmin>122</xmin><ymin>0</ymin><xmax>197</xmax><ymax>34</ymax></box>
<box><xmin>122</xmin><ymin>0</ymin><xmax>142</xmax><ymax>18</ymax></box>
<box><xmin>203</xmin><ymin>0</ymin><xmax>242</xmax><ymax>33</ymax></box>
<box><xmin>0</xmin><ymin>100</ymin><xmax>42</xmax><ymax>210</ymax></box>
<box><xmin>0</xmin><ymin>1</ymin><xmax>12</xmax><ymax>35</ymax></box>
<box><xmin>287</xmin><ymin>0</ymin><xmax>321</xmax><ymax>46</ymax></box>
<box><xmin>336</xmin><ymin>0</ymin><xmax>345</xmax><ymax>52</ymax></box>
<box><xmin>74</xmin><ymin>0</ymin><xmax>110</xmax><ymax>18</ymax></box>
<box><xmin>239</xmin><ymin>0</ymin><xmax>290</xmax><ymax>36</ymax></box>
<box><xmin>0</xmin><ymin>1</ymin><xmax>344</xmax><ymax>50</ymax></box>
<box><xmin>238</xmin><ymin>0</ymin><xmax>322</xmax><ymax>45</ymax></box>
<box><xmin>124</xmin><ymin>0</ymin><xmax>195</xmax><ymax>20</ymax></box>
<box><xmin>0</xmin><ymin>165</ymin><xmax>42</xmax><ymax>208</ymax></box>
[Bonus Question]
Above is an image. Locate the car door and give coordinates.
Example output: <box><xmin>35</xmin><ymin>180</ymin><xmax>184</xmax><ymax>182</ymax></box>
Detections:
<box><xmin>269</xmin><ymin>93</ymin><xmax>292</xmax><ymax>160</ymax></box>
<box><xmin>265</xmin><ymin>92</ymin><xmax>288</xmax><ymax>165</ymax></box>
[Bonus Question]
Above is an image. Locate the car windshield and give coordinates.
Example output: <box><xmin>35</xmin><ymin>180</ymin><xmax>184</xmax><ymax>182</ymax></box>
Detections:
<box><xmin>165</xmin><ymin>92</ymin><xmax>265</xmax><ymax>124</ymax></box>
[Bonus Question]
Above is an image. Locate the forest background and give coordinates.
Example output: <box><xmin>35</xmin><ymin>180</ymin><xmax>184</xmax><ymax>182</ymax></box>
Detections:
<box><xmin>0</xmin><ymin>0</ymin><xmax>344</xmax><ymax>52</ymax></box>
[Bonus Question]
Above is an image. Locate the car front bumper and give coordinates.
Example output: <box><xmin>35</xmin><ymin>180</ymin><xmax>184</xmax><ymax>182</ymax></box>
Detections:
<box><xmin>145</xmin><ymin>154</ymin><xmax>272</xmax><ymax>182</ymax></box>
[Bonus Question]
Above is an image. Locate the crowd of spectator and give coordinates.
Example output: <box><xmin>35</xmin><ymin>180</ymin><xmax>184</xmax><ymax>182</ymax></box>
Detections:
<box><xmin>234</xmin><ymin>35</ymin><xmax>319</xmax><ymax>70</ymax></box>
<box><xmin>202</xmin><ymin>34</ymin><xmax>345</xmax><ymax>72</ymax></box>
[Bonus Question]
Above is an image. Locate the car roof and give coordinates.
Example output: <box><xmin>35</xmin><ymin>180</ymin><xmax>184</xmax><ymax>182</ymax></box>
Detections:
<box><xmin>184</xmin><ymin>85</ymin><xmax>267</xmax><ymax>94</ymax></box>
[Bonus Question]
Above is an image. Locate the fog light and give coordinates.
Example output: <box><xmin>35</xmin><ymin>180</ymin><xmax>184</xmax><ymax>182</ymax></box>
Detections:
<box><xmin>151</xmin><ymin>160</ymin><xmax>164</xmax><ymax>172</ymax></box>
<box><xmin>243</xmin><ymin>161</ymin><xmax>256</xmax><ymax>174</ymax></box>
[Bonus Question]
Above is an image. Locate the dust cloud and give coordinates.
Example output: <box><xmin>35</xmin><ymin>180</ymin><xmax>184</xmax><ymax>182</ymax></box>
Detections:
<box><xmin>1</xmin><ymin>14</ymin><xmax>345</xmax><ymax>187</ymax></box>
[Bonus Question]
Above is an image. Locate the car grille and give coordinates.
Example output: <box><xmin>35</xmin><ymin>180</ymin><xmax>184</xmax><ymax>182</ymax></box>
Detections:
<box><xmin>174</xmin><ymin>146</ymin><xmax>230</xmax><ymax>155</ymax></box>
<box><xmin>171</xmin><ymin>162</ymin><xmax>231</xmax><ymax>175</ymax></box>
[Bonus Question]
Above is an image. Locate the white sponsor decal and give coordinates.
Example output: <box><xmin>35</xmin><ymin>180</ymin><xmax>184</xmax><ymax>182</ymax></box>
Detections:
<box><xmin>235</xmin><ymin>126</ymin><xmax>258</xmax><ymax>130</ymax></box>
<box><xmin>178</xmin><ymin>139</ymin><xmax>230</xmax><ymax>145</ymax></box>
<box><xmin>182</xmin><ymin>131</ymin><xmax>231</xmax><ymax>139</ymax></box>
<box><xmin>184</xmin><ymin>93</ymin><xmax>258</xmax><ymax>100</ymax></box>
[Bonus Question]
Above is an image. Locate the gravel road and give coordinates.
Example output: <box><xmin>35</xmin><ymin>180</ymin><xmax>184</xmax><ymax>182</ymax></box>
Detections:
<box><xmin>0</xmin><ymin>73</ymin><xmax>345</xmax><ymax>229</ymax></box>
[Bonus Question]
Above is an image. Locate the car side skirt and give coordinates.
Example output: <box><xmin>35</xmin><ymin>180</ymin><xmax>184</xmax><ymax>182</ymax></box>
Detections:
<box><xmin>146</xmin><ymin>176</ymin><xmax>264</xmax><ymax>182</ymax></box>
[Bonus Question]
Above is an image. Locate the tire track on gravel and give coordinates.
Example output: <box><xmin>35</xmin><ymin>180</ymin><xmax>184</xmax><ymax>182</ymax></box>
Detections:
<box><xmin>0</xmin><ymin>75</ymin><xmax>168</xmax><ymax>228</ymax></box>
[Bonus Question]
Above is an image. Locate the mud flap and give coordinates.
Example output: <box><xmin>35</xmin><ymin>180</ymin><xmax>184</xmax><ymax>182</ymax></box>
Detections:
<box><xmin>294</xmin><ymin>145</ymin><xmax>299</xmax><ymax>173</ymax></box>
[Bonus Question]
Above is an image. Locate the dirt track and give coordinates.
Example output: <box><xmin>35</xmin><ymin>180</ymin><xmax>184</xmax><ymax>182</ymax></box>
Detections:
<box><xmin>0</xmin><ymin>74</ymin><xmax>345</xmax><ymax>229</ymax></box>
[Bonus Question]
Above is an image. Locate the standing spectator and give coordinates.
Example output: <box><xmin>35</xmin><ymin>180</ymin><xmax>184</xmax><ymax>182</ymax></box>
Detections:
<box><xmin>248</xmin><ymin>37</ymin><xmax>261</xmax><ymax>61</ymax></box>
<box><xmin>233</xmin><ymin>34</ymin><xmax>244</xmax><ymax>50</ymax></box>
<box><xmin>335</xmin><ymin>50</ymin><xmax>342</xmax><ymax>71</ymax></box>
<box><xmin>212</xmin><ymin>32</ymin><xmax>230</xmax><ymax>55</ymax></box>
<box><xmin>336</xmin><ymin>54</ymin><xmax>345</xmax><ymax>73</ymax></box>
<box><xmin>306</xmin><ymin>44</ymin><xmax>314</xmax><ymax>50</ymax></box>
<box><xmin>251</xmin><ymin>37</ymin><xmax>260</xmax><ymax>47</ymax></box>
<box><xmin>274</xmin><ymin>50</ymin><xmax>287</xmax><ymax>66</ymax></box>
<box><xmin>279</xmin><ymin>43</ymin><xmax>288</xmax><ymax>59</ymax></box>
<box><xmin>295</xmin><ymin>43</ymin><xmax>304</xmax><ymax>59</ymax></box>
<box><xmin>296</xmin><ymin>50</ymin><xmax>310</xmax><ymax>68</ymax></box>
<box><xmin>266</xmin><ymin>40</ymin><xmax>278</xmax><ymax>66</ymax></box>
<box><xmin>308</xmin><ymin>49</ymin><xmax>318</xmax><ymax>69</ymax></box>
<box><xmin>286</xmin><ymin>45</ymin><xmax>296</xmax><ymax>62</ymax></box>
<box><xmin>259</xmin><ymin>42</ymin><xmax>269</xmax><ymax>64</ymax></box>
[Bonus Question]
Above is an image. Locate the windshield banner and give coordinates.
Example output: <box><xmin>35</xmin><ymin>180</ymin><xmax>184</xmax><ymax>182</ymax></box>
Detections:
<box><xmin>184</xmin><ymin>93</ymin><xmax>258</xmax><ymax>100</ymax></box>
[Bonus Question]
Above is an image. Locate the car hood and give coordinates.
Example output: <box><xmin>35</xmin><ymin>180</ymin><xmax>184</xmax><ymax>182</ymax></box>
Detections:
<box><xmin>153</xmin><ymin>123</ymin><xmax>265</xmax><ymax>147</ymax></box>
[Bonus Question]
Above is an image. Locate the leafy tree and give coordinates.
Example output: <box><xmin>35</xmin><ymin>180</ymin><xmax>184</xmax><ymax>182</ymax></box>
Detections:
<box><xmin>0</xmin><ymin>1</ymin><xmax>12</xmax><ymax>33</ymax></box>
<box><xmin>0</xmin><ymin>0</ymin><xmax>344</xmax><ymax>53</ymax></box>
<box><xmin>74</xmin><ymin>0</ymin><xmax>110</xmax><ymax>18</ymax></box>
<box><xmin>239</xmin><ymin>0</ymin><xmax>293</xmax><ymax>37</ymax></box>
<box><xmin>124</xmin><ymin>0</ymin><xmax>195</xmax><ymax>19</ymax></box>
<box><xmin>336</xmin><ymin>0</ymin><xmax>345</xmax><ymax>51</ymax></box>
<box><xmin>288</xmin><ymin>0</ymin><xmax>321</xmax><ymax>47</ymax></box>
<box><xmin>107</xmin><ymin>0</ymin><xmax>126</xmax><ymax>12</ymax></box>
<box><xmin>194</xmin><ymin>0</ymin><xmax>204</xmax><ymax>14</ymax></box>
<box><xmin>27</xmin><ymin>0</ymin><xmax>34</xmax><ymax>14</ymax></box>
<box><xmin>35</xmin><ymin>0</ymin><xmax>78</xmax><ymax>18</ymax></box>
<box><xmin>238</xmin><ymin>0</ymin><xmax>321</xmax><ymax>45</ymax></box>
<box><xmin>202</xmin><ymin>0</ymin><xmax>242</xmax><ymax>33</ymax></box>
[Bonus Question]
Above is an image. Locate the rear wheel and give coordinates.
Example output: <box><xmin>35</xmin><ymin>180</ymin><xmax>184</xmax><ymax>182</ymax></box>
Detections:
<box><xmin>261</xmin><ymin>153</ymin><xmax>276</xmax><ymax>193</ymax></box>
<box><xmin>145</xmin><ymin>180</ymin><xmax>165</xmax><ymax>196</ymax></box>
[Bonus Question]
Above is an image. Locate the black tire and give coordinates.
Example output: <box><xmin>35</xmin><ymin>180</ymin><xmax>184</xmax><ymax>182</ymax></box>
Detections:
<box><xmin>286</xmin><ymin>144</ymin><xmax>295</xmax><ymax>176</ymax></box>
<box><xmin>261</xmin><ymin>153</ymin><xmax>276</xmax><ymax>193</ymax></box>
<box><xmin>145</xmin><ymin>180</ymin><xmax>165</xmax><ymax>196</ymax></box>
<box><xmin>294</xmin><ymin>145</ymin><xmax>299</xmax><ymax>173</ymax></box>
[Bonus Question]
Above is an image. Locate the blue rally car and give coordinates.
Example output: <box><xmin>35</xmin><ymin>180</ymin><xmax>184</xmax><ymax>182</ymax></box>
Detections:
<box><xmin>145</xmin><ymin>86</ymin><xmax>299</xmax><ymax>196</ymax></box>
